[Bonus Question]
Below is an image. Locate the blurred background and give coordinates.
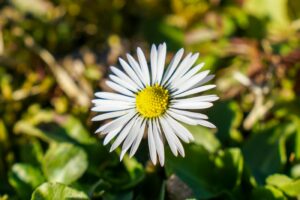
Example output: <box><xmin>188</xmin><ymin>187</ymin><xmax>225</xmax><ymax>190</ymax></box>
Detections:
<box><xmin>1</xmin><ymin>0</ymin><xmax>300</xmax><ymax>199</ymax></box>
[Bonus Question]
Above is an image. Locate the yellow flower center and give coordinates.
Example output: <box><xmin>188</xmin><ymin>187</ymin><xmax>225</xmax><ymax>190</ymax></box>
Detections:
<box><xmin>136</xmin><ymin>84</ymin><xmax>170</xmax><ymax>118</ymax></box>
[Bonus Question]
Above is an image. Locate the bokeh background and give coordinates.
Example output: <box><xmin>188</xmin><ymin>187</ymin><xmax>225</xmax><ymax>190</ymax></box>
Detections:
<box><xmin>1</xmin><ymin>0</ymin><xmax>300</xmax><ymax>199</ymax></box>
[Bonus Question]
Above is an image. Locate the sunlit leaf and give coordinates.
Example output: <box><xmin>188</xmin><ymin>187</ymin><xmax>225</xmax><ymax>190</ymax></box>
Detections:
<box><xmin>42</xmin><ymin>143</ymin><xmax>88</xmax><ymax>184</ymax></box>
<box><xmin>102</xmin><ymin>155</ymin><xmax>145</xmax><ymax>191</ymax></box>
<box><xmin>209</xmin><ymin>101</ymin><xmax>243</xmax><ymax>144</ymax></box>
<box><xmin>9</xmin><ymin>163</ymin><xmax>45</xmax><ymax>199</ymax></box>
<box><xmin>266</xmin><ymin>174</ymin><xmax>300</xmax><ymax>197</ymax></box>
<box><xmin>165</xmin><ymin>145</ymin><xmax>243</xmax><ymax>199</ymax></box>
<box><xmin>244</xmin><ymin>0</ymin><xmax>291</xmax><ymax>32</ymax></box>
<box><xmin>251</xmin><ymin>186</ymin><xmax>287</xmax><ymax>200</ymax></box>
<box><xmin>243</xmin><ymin>123</ymin><xmax>293</xmax><ymax>184</ymax></box>
<box><xmin>185</xmin><ymin>124</ymin><xmax>221</xmax><ymax>152</ymax></box>
<box><xmin>31</xmin><ymin>182</ymin><xmax>89</xmax><ymax>200</ymax></box>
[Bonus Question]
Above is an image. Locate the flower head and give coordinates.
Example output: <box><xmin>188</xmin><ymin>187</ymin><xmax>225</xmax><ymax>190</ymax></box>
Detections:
<box><xmin>91</xmin><ymin>43</ymin><xmax>218</xmax><ymax>166</ymax></box>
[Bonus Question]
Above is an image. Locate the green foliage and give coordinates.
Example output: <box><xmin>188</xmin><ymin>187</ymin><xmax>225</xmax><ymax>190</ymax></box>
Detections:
<box><xmin>1</xmin><ymin>0</ymin><xmax>300</xmax><ymax>199</ymax></box>
<box><xmin>251</xmin><ymin>186</ymin><xmax>287</xmax><ymax>200</ymax></box>
<box><xmin>42</xmin><ymin>143</ymin><xmax>88</xmax><ymax>185</ymax></box>
<box><xmin>165</xmin><ymin>146</ymin><xmax>243</xmax><ymax>199</ymax></box>
<box><xmin>31</xmin><ymin>182</ymin><xmax>89</xmax><ymax>200</ymax></box>
<box><xmin>8</xmin><ymin>163</ymin><xmax>45</xmax><ymax>199</ymax></box>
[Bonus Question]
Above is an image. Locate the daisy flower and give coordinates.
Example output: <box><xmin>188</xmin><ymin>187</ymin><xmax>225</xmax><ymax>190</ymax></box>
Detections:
<box><xmin>91</xmin><ymin>43</ymin><xmax>218</xmax><ymax>166</ymax></box>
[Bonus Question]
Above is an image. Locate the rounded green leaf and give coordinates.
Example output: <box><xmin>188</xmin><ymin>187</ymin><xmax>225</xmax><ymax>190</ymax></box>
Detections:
<box><xmin>42</xmin><ymin>143</ymin><xmax>88</xmax><ymax>184</ymax></box>
<box><xmin>208</xmin><ymin>101</ymin><xmax>243</xmax><ymax>144</ymax></box>
<box><xmin>291</xmin><ymin>164</ymin><xmax>300</xmax><ymax>178</ymax></box>
<box><xmin>165</xmin><ymin>145</ymin><xmax>244</xmax><ymax>199</ymax></box>
<box><xmin>102</xmin><ymin>156</ymin><xmax>145</xmax><ymax>191</ymax></box>
<box><xmin>251</xmin><ymin>186</ymin><xmax>287</xmax><ymax>200</ymax></box>
<box><xmin>9</xmin><ymin>163</ymin><xmax>45</xmax><ymax>199</ymax></box>
<box><xmin>280</xmin><ymin>179</ymin><xmax>300</xmax><ymax>197</ymax></box>
<box><xmin>242</xmin><ymin>123</ymin><xmax>292</xmax><ymax>184</ymax></box>
<box><xmin>266</xmin><ymin>174</ymin><xmax>292</xmax><ymax>187</ymax></box>
<box><xmin>185</xmin><ymin>125</ymin><xmax>221</xmax><ymax>152</ymax></box>
<box><xmin>31</xmin><ymin>182</ymin><xmax>89</xmax><ymax>200</ymax></box>
<box><xmin>266</xmin><ymin>174</ymin><xmax>300</xmax><ymax>197</ymax></box>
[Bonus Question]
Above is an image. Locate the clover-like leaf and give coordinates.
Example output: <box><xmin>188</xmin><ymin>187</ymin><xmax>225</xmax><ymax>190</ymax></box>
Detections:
<box><xmin>42</xmin><ymin>143</ymin><xmax>88</xmax><ymax>184</ymax></box>
<box><xmin>31</xmin><ymin>182</ymin><xmax>89</xmax><ymax>200</ymax></box>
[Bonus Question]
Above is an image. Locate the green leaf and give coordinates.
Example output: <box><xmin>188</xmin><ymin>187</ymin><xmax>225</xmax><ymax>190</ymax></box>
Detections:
<box><xmin>208</xmin><ymin>101</ymin><xmax>243</xmax><ymax>144</ymax></box>
<box><xmin>280</xmin><ymin>179</ymin><xmax>300</xmax><ymax>197</ymax></box>
<box><xmin>295</xmin><ymin>125</ymin><xmax>300</xmax><ymax>160</ymax></box>
<box><xmin>185</xmin><ymin>125</ymin><xmax>221</xmax><ymax>152</ymax></box>
<box><xmin>266</xmin><ymin>174</ymin><xmax>300</xmax><ymax>197</ymax></box>
<box><xmin>102</xmin><ymin>155</ymin><xmax>145</xmax><ymax>191</ymax></box>
<box><xmin>244</xmin><ymin>0</ymin><xmax>290</xmax><ymax>31</ymax></box>
<box><xmin>291</xmin><ymin>164</ymin><xmax>300</xmax><ymax>178</ymax></box>
<box><xmin>19</xmin><ymin>138</ymin><xmax>44</xmax><ymax>165</ymax></box>
<box><xmin>165</xmin><ymin>145</ymin><xmax>243</xmax><ymax>199</ymax></box>
<box><xmin>0</xmin><ymin>120</ymin><xmax>8</xmax><ymax>147</ymax></box>
<box><xmin>251</xmin><ymin>186</ymin><xmax>287</xmax><ymax>200</ymax></box>
<box><xmin>42</xmin><ymin>143</ymin><xmax>88</xmax><ymax>185</ymax></box>
<box><xmin>242</xmin><ymin>123</ymin><xmax>292</xmax><ymax>184</ymax></box>
<box><xmin>15</xmin><ymin>108</ymin><xmax>96</xmax><ymax>145</ymax></box>
<box><xmin>8</xmin><ymin>163</ymin><xmax>45</xmax><ymax>199</ymax></box>
<box><xmin>31</xmin><ymin>182</ymin><xmax>89</xmax><ymax>200</ymax></box>
<box><xmin>122</xmin><ymin>156</ymin><xmax>145</xmax><ymax>189</ymax></box>
<box><xmin>59</xmin><ymin>115</ymin><xmax>96</xmax><ymax>145</ymax></box>
<box><xmin>287</xmin><ymin>0</ymin><xmax>300</xmax><ymax>20</ymax></box>
<box><xmin>141</xmin><ymin>19</ymin><xmax>184</xmax><ymax>51</ymax></box>
<box><xmin>102</xmin><ymin>192</ymin><xmax>133</xmax><ymax>200</ymax></box>
<box><xmin>266</xmin><ymin>174</ymin><xmax>292</xmax><ymax>188</ymax></box>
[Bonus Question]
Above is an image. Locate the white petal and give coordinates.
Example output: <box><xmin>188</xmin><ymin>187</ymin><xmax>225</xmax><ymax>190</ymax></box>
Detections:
<box><xmin>110</xmin><ymin>66</ymin><xmax>141</xmax><ymax>90</ymax></box>
<box><xmin>148</xmin><ymin>120</ymin><xmax>157</xmax><ymax>165</ymax></box>
<box><xmin>137</xmin><ymin>47</ymin><xmax>150</xmax><ymax>85</ymax></box>
<box><xmin>129</xmin><ymin>120</ymin><xmax>146</xmax><ymax>157</ymax></box>
<box><xmin>106</xmin><ymin>80</ymin><xmax>135</xmax><ymax>97</ymax></box>
<box><xmin>94</xmin><ymin>92</ymin><xmax>135</xmax><ymax>102</ymax></box>
<box><xmin>153</xmin><ymin>119</ymin><xmax>165</xmax><ymax>166</ymax></box>
<box><xmin>159</xmin><ymin>118</ymin><xmax>177</xmax><ymax>156</ymax></box>
<box><xmin>167</xmin><ymin>110</ymin><xmax>198</xmax><ymax>125</ymax></box>
<box><xmin>165</xmin><ymin>115</ymin><xmax>194</xmax><ymax>142</ymax></box>
<box><xmin>110</xmin><ymin>115</ymin><xmax>138</xmax><ymax>152</ymax></box>
<box><xmin>197</xmin><ymin>74</ymin><xmax>215</xmax><ymax>86</ymax></box>
<box><xmin>160</xmin><ymin>117</ymin><xmax>185</xmax><ymax>157</ymax></box>
<box><xmin>91</xmin><ymin>104</ymin><xmax>134</xmax><ymax>112</ymax></box>
<box><xmin>91</xmin><ymin>110</ymin><xmax>130</xmax><ymax>121</ymax></box>
<box><xmin>95</xmin><ymin>121</ymin><xmax>114</xmax><ymax>135</ymax></box>
<box><xmin>165</xmin><ymin>53</ymin><xmax>192</xmax><ymax>86</ymax></box>
<box><xmin>168</xmin><ymin>108</ymin><xmax>208</xmax><ymax>120</ymax></box>
<box><xmin>172</xmin><ymin>70</ymin><xmax>210</xmax><ymax>96</ymax></box>
<box><xmin>198</xmin><ymin>120</ymin><xmax>216</xmax><ymax>128</ymax></box>
<box><xmin>150</xmin><ymin>44</ymin><xmax>158</xmax><ymax>84</ymax></box>
<box><xmin>109</xmin><ymin>75</ymin><xmax>138</xmax><ymax>92</ymax></box>
<box><xmin>172</xmin><ymin>95</ymin><xmax>219</xmax><ymax>103</ymax></box>
<box><xmin>171</xmin><ymin>53</ymin><xmax>199</xmax><ymax>85</ymax></box>
<box><xmin>171</xmin><ymin>63</ymin><xmax>205</xmax><ymax>89</ymax></box>
<box><xmin>126</xmin><ymin>54</ymin><xmax>145</xmax><ymax>85</ymax></box>
<box><xmin>174</xmin><ymin>85</ymin><xmax>216</xmax><ymax>98</ymax></box>
<box><xmin>162</xmin><ymin>48</ymin><xmax>184</xmax><ymax>85</ymax></box>
<box><xmin>156</xmin><ymin>43</ymin><xmax>166</xmax><ymax>84</ymax></box>
<box><xmin>171</xmin><ymin>101</ymin><xmax>213</xmax><ymax>110</ymax></box>
<box><xmin>120</xmin><ymin>117</ymin><xmax>143</xmax><ymax>160</ymax></box>
<box><xmin>96</xmin><ymin>111</ymin><xmax>135</xmax><ymax>134</ymax></box>
<box><xmin>91</xmin><ymin>99</ymin><xmax>134</xmax><ymax>107</ymax></box>
<box><xmin>119</xmin><ymin>58</ymin><xmax>144</xmax><ymax>88</ymax></box>
<box><xmin>103</xmin><ymin>126</ymin><xmax>122</xmax><ymax>145</ymax></box>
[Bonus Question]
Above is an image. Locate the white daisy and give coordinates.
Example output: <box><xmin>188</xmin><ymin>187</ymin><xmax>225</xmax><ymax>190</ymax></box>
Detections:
<box><xmin>91</xmin><ymin>43</ymin><xmax>218</xmax><ymax>166</ymax></box>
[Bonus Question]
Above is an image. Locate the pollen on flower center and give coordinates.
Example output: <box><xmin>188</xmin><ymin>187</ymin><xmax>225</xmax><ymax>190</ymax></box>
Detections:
<box><xmin>136</xmin><ymin>84</ymin><xmax>169</xmax><ymax>118</ymax></box>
